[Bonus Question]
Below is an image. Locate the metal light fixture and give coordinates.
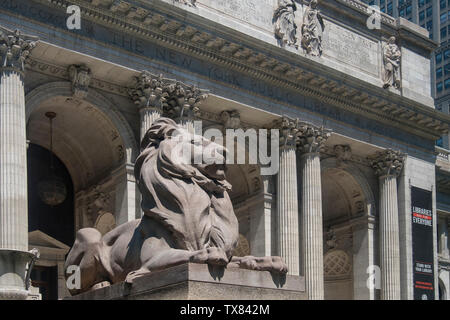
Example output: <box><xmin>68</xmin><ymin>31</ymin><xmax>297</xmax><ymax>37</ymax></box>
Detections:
<box><xmin>37</xmin><ymin>112</ymin><xmax>67</xmax><ymax>206</ymax></box>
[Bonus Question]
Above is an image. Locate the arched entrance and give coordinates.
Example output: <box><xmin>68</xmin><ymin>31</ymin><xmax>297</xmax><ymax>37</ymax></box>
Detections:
<box><xmin>26</xmin><ymin>82</ymin><xmax>139</xmax><ymax>232</ymax></box>
<box><xmin>321</xmin><ymin>158</ymin><xmax>376</xmax><ymax>300</ymax></box>
<box><xmin>25</xmin><ymin>82</ymin><xmax>139</xmax><ymax>299</ymax></box>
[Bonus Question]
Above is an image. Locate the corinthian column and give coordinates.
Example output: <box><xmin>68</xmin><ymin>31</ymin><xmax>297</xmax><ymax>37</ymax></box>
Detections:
<box><xmin>370</xmin><ymin>149</ymin><xmax>405</xmax><ymax>300</ymax></box>
<box><xmin>128</xmin><ymin>72</ymin><xmax>165</xmax><ymax>143</ymax></box>
<box><xmin>297</xmin><ymin>122</ymin><xmax>331</xmax><ymax>300</ymax></box>
<box><xmin>0</xmin><ymin>26</ymin><xmax>39</xmax><ymax>299</ymax></box>
<box><xmin>275</xmin><ymin>117</ymin><xmax>300</xmax><ymax>276</ymax></box>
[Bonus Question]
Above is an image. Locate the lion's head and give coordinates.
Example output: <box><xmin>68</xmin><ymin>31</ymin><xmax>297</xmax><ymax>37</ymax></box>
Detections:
<box><xmin>134</xmin><ymin>118</ymin><xmax>239</xmax><ymax>255</ymax></box>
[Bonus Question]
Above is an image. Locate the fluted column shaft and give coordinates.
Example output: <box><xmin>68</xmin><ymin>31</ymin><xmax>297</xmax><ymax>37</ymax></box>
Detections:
<box><xmin>370</xmin><ymin>149</ymin><xmax>404</xmax><ymax>300</ymax></box>
<box><xmin>379</xmin><ymin>174</ymin><xmax>401</xmax><ymax>300</ymax></box>
<box><xmin>277</xmin><ymin>145</ymin><xmax>300</xmax><ymax>276</ymax></box>
<box><xmin>301</xmin><ymin>152</ymin><xmax>324</xmax><ymax>300</ymax></box>
<box><xmin>297</xmin><ymin>122</ymin><xmax>331</xmax><ymax>300</ymax></box>
<box><xmin>0</xmin><ymin>29</ymin><xmax>37</xmax><ymax>253</ymax></box>
<box><xmin>0</xmin><ymin>70</ymin><xmax>28</xmax><ymax>251</ymax></box>
<box><xmin>140</xmin><ymin>107</ymin><xmax>161</xmax><ymax>141</ymax></box>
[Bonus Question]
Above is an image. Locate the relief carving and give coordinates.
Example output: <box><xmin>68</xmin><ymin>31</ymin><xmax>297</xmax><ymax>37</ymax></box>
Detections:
<box><xmin>274</xmin><ymin>0</ymin><xmax>298</xmax><ymax>48</ymax></box>
<box><xmin>382</xmin><ymin>36</ymin><xmax>401</xmax><ymax>89</ymax></box>
<box><xmin>220</xmin><ymin>110</ymin><xmax>241</xmax><ymax>129</ymax></box>
<box><xmin>68</xmin><ymin>65</ymin><xmax>92</xmax><ymax>99</ymax></box>
<box><xmin>301</xmin><ymin>0</ymin><xmax>325</xmax><ymax>57</ymax></box>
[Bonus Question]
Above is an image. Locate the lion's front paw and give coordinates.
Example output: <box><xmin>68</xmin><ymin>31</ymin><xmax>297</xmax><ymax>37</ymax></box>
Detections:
<box><xmin>206</xmin><ymin>247</ymin><xmax>229</xmax><ymax>266</ymax></box>
<box><xmin>125</xmin><ymin>268</ymin><xmax>150</xmax><ymax>284</ymax></box>
<box><xmin>231</xmin><ymin>256</ymin><xmax>288</xmax><ymax>274</ymax></box>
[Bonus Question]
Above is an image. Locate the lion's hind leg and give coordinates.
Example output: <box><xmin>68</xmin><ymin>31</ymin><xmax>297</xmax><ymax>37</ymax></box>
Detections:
<box><xmin>65</xmin><ymin>228</ymin><xmax>110</xmax><ymax>295</ymax></box>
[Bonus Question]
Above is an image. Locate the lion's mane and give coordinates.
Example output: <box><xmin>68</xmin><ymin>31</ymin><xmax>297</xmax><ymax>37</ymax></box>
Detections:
<box><xmin>134</xmin><ymin>118</ymin><xmax>238</xmax><ymax>256</ymax></box>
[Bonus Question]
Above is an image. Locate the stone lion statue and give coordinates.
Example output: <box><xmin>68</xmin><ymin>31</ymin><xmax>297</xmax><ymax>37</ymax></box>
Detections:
<box><xmin>65</xmin><ymin>118</ymin><xmax>287</xmax><ymax>295</ymax></box>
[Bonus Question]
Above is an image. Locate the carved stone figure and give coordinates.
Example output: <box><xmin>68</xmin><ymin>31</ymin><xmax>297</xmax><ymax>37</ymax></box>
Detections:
<box><xmin>301</xmin><ymin>0</ymin><xmax>325</xmax><ymax>57</ymax></box>
<box><xmin>68</xmin><ymin>65</ymin><xmax>92</xmax><ymax>99</ymax></box>
<box><xmin>382</xmin><ymin>36</ymin><xmax>401</xmax><ymax>89</ymax></box>
<box><xmin>65</xmin><ymin>118</ymin><xmax>287</xmax><ymax>295</ymax></box>
<box><xmin>274</xmin><ymin>0</ymin><xmax>298</xmax><ymax>47</ymax></box>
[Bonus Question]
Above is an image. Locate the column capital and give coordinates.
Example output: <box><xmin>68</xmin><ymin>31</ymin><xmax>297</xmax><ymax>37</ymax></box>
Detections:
<box><xmin>166</xmin><ymin>81</ymin><xmax>208</xmax><ymax>122</ymax></box>
<box><xmin>128</xmin><ymin>71</ymin><xmax>209</xmax><ymax>121</ymax></box>
<box><xmin>128</xmin><ymin>72</ymin><xmax>167</xmax><ymax>113</ymax></box>
<box><xmin>369</xmin><ymin>149</ymin><xmax>405</xmax><ymax>178</ymax></box>
<box><xmin>273</xmin><ymin>116</ymin><xmax>299</xmax><ymax>149</ymax></box>
<box><xmin>0</xmin><ymin>26</ymin><xmax>38</xmax><ymax>73</ymax></box>
<box><xmin>296</xmin><ymin>122</ymin><xmax>332</xmax><ymax>155</ymax></box>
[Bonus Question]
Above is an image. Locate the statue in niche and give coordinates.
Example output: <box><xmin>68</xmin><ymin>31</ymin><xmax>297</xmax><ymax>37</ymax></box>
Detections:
<box><xmin>301</xmin><ymin>0</ymin><xmax>324</xmax><ymax>57</ymax></box>
<box><xmin>274</xmin><ymin>0</ymin><xmax>298</xmax><ymax>47</ymax></box>
<box><xmin>382</xmin><ymin>36</ymin><xmax>401</xmax><ymax>89</ymax></box>
<box><xmin>65</xmin><ymin>118</ymin><xmax>287</xmax><ymax>295</ymax></box>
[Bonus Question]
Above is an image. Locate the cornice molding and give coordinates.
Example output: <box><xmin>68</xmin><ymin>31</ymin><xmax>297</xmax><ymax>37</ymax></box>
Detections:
<box><xmin>19</xmin><ymin>0</ymin><xmax>450</xmax><ymax>140</ymax></box>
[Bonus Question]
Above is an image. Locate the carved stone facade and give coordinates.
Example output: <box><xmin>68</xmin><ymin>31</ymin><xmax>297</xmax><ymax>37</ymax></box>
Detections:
<box><xmin>0</xmin><ymin>0</ymin><xmax>446</xmax><ymax>301</ymax></box>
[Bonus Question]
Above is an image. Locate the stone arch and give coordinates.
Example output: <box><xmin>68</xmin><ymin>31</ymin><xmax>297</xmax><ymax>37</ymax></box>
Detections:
<box><xmin>321</xmin><ymin>157</ymin><xmax>376</xmax><ymax>218</ymax></box>
<box><xmin>25</xmin><ymin>82</ymin><xmax>138</xmax><ymax>163</ymax></box>
<box><xmin>25</xmin><ymin>82</ymin><xmax>139</xmax><ymax>191</ymax></box>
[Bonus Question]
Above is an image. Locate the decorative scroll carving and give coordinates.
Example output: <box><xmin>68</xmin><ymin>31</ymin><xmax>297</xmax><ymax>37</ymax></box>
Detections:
<box><xmin>273</xmin><ymin>116</ymin><xmax>300</xmax><ymax>148</ymax></box>
<box><xmin>369</xmin><ymin>149</ymin><xmax>405</xmax><ymax>177</ymax></box>
<box><xmin>301</xmin><ymin>0</ymin><xmax>325</xmax><ymax>57</ymax></box>
<box><xmin>382</xmin><ymin>36</ymin><xmax>401</xmax><ymax>89</ymax></box>
<box><xmin>0</xmin><ymin>26</ymin><xmax>38</xmax><ymax>73</ymax></box>
<box><xmin>68</xmin><ymin>65</ymin><xmax>92</xmax><ymax>99</ymax></box>
<box><xmin>296</xmin><ymin>121</ymin><xmax>331</xmax><ymax>154</ymax></box>
<box><xmin>220</xmin><ymin>110</ymin><xmax>241</xmax><ymax>129</ymax></box>
<box><xmin>274</xmin><ymin>0</ymin><xmax>298</xmax><ymax>47</ymax></box>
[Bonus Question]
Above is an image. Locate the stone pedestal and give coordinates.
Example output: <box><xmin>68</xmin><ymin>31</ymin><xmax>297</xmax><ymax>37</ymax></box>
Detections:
<box><xmin>65</xmin><ymin>263</ymin><xmax>306</xmax><ymax>300</ymax></box>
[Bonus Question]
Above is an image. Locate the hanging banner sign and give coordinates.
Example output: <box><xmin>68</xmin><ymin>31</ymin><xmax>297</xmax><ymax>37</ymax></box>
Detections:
<box><xmin>411</xmin><ymin>186</ymin><xmax>434</xmax><ymax>300</ymax></box>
